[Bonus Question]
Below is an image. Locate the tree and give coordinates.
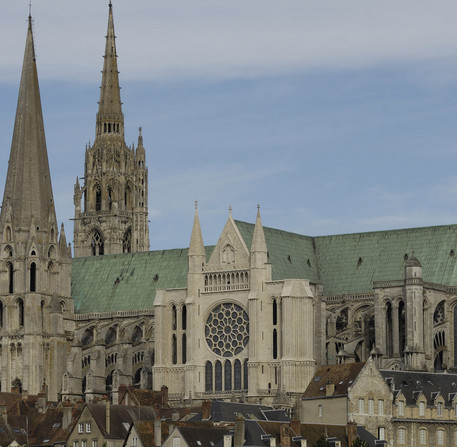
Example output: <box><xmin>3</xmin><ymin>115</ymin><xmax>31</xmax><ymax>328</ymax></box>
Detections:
<box><xmin>351</xmin><ymin>437</ymin><xmax>369</xmax><ymax>447</ymax></box>
<box><xmin>313</xmin><ymin>435</ymin><xmax>332</xmax><ymax>447</ymax></box>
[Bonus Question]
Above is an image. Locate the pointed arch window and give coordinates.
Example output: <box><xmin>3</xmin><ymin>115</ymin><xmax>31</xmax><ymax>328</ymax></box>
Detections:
<box><xmin>182</xmin><ymin>334</ymin><xmax>187</xmax><ymax>364</ymax></box>
<box><xmin>234</xmin><ymin>359</ymin><xmax>242</xmax><ymax>390</ymax></box>
<box><xmin>273</xmin><ymin>328</ymin><xmax>278</xmax><ymax>359</ymax></box>
<box><xmin>5</xmin><ymin>227</ymin><xmax>11</xmax><ymax>242</ymax></box>
<box><xmin>272</xmin><ymin>299</ymin><xmax>278</xmax><ymax>326</ymax></box>
<box><xmin>224</xmin><ymin>360</ymin><xmax>232</xmax><ymax>391</ymax></box>
<box><xmin>91</xmin><ymin>230</ymin><xmax>104</xmax><ymax>256</ymax></box>
<box><xmin>215</xmin><ymin>361</ymin><xmax>222</xmax><ymax>391</ymax></box>
<box><xmin>7</xmin><ymin>262</ymin><xmax>13</xmax><ymax>294</ymax></box>
<box><xmin>205</xmin><ymin>361</ymin><xmax>213</xmax><ymax>392</ymax></box>
<box><xmin>123</xmin><ymin>228</ymin><xmax>132</xmax><ymax>253</ymax></box>
<box><xmin>17</xmin><ymin>299</ymin><xmax>24</xmax><ymax>328</ymax></box>
<box><xmin>172</xmin><ymin>334</ymin><xmax>177</xmax><ymax>365</ymax></box>
<box><xmin>172</xmin><ymin>305</ymin><xmax>177</xmax><ymax>330</ymax></box>
<box><xmin>182</xmin><ymin>305</ymin><xmax>187</xmax><ymax>330</ymax></box>
<box><xmin>243</xmin><ymin>359</ymin><xmax>249</xmax><ymax>390</ymax></box>
<box><xmin>0</xmin><ymin>301</ymin><xmax>4</xmax><ymax>328</ymax></box>
<box><xmin>41</xmin><ymin>301</ymin><xmax>45</xmax><ymax>330</ymax></box>
<box><xmin>95</xmin><ymin>186</ymin><xmax>102</xmax><ymax>212</ymax></box>
<box><xmin>30</xmin><ymin>262</ymin><xmax>36</xmax><ymax>292</ymax></box>
<box><xmin>108</xmin><ymin>187</ymin><xmax>113</xmax><ymax>211</ymax></box>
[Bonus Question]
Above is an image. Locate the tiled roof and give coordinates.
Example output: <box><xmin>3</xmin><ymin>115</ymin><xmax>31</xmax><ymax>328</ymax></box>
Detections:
<box><xmin>380</xmin><ymin>369</ymin><xmax>457</xmax><ymax>407</ymax></box>
<box><xmin>303</xmin><ymin>362</ymin><xmax>366</xmax><ymax>398</ymax></box>
<box><xmin>132</xmin><ymin>420</ymin><xmax>155</xmax><ymax>447</ymax></box>
<box><xmin>88</xmin><ymin>404</ymin><xmax>157</xmax><ymax>439</ymax></box>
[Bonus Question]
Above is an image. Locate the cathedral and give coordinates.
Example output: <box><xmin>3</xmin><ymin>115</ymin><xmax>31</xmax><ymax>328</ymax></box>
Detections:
<box><xmin>2</xmin><ymin>3</ymin><xmax>457</xmax><ymax>410</ymax></box>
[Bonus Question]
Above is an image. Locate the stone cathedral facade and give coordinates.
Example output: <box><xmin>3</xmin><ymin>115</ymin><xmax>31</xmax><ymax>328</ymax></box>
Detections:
<box><xmin>3</xmin><ymin>3</ymin><xmax>457</xmax><ymax>409</ymax></box>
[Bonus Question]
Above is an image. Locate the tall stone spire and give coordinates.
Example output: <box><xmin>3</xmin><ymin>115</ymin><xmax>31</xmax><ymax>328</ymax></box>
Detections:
<box><xmin>96</xmin><ymin>0</ymin><xmax>124</xmax><ymax>139</ymax></box>
<box><xmin>1</xmin><ymin>14</ymin><xmax>57</xmax><ymax>231</ymax></box>
<box><xmin>0</xmin><ymin>12</ymin><xmax>73</xmax><ymax>403</ymax></box>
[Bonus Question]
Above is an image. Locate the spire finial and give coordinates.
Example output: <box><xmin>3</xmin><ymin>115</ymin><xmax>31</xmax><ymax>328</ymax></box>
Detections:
<box><xmin>28</xmin><ymin>0</ymin><xmax>32</xmax><ymax>26</ymax></box>
<box><xmin>109</xmin><ymin>0</ymin><xmax>112</xmax><ymax>9</ymax></box>
<box><xmin>229</xmin><ymin>205</ymin><xmax>232</xmax><ymax>217</ymax></box>
<box><xmin>195</xmin><ymin>200</ymin><xmax>198</xmax><ymax>211</ymax></box>
<box><xmin>139</xmin><ymin>126</ymin><xmax>142</xmax><ymax>136</ymax></box>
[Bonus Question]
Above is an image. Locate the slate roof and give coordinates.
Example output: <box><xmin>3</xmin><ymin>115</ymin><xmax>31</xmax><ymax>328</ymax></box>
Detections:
<box><xmin>176</xmin><ymin>426</ymin><xmax>229</xmax><ymax>447</ymax></box>
<box><xmin>210</xmin><ymin>400</ymin><xmax>280</xmax><ymax>422</ymax></box>
<box><xmin>380</xmin><ymin>369</ymin><xmax>457</xmax><ymax>407</ymax></box>
<box><xmin>302</xmin><ymin>362</ymin><xmax>366</xmax><ymax>399</ymax></box>
<box><xmin>72</xmin><ymin>220</ymin><xmax>457</xmax><ymax>313</ymax></box>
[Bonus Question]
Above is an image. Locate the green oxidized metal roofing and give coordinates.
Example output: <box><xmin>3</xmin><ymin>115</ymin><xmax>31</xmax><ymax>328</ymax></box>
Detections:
<box><xmin>72</xmin><ymin>221</ymin><xmax>457</xmax><ymax>314</ymax></box>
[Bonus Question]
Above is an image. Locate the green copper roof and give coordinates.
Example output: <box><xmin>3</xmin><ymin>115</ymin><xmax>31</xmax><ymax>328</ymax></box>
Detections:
<box><xmin>237</xmin><ymin>221</ymin><xmax>457</xmax><ymax>296</ymax></box>
<box><xmin>235</xmin><ymin>220</ymin><xmax>319</xmax><ymax>283</ymax></box>
<box><xmin>72</xmin><ymin>247</ymin><xmax>214</xmax><ymax>314</ymax></box>
<box><xmin>72</xmin><ymin>221</ymin><xmax>457</xmax><ymax>314</ymax></box>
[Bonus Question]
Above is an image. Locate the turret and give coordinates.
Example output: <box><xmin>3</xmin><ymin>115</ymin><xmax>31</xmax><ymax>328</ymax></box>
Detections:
<box><xmin>249</xmin><ymin>206</ymin><xmax>269</xmax><ymax>291</ymax></box>
<box><xmin>187</xmin><ymin>202</ymin><xmax>206</xmax><ymax>293</ymax></box>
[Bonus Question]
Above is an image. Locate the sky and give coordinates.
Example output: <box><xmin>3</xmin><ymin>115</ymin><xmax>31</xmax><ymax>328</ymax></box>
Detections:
<box><xmin>1</xmin><ymin>1</ymin><xmax>457</xmax><ymax>250</ymax></box>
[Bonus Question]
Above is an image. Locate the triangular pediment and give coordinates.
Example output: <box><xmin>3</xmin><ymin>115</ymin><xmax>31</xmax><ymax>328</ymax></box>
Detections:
<box><xmin>207</xmin><ymin>216</ymin><xmax>249</xmax><ymax>268</ymax></box>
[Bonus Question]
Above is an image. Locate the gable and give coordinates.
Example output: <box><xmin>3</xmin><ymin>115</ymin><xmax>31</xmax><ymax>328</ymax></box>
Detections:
<box><xmin>207</xmin><ymin>217</ymin><xmax>249</xmax><ymax>268</ymax></box>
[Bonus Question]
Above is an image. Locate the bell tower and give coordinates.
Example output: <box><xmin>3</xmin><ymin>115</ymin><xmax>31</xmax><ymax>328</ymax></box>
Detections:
<box><xmin>73</xmin><ymin>1</ymin><xmax>149</xmax><ymax>257</ymax></box>
<box><xmin>0</xmin><ymin>13</ymin><xmax>73</xmax><ymax>400</ymax></box>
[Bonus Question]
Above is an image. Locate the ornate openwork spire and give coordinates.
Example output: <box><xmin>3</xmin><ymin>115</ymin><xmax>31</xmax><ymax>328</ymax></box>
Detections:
<box><xmin>96</xmin><ymin>1</ymin><xmax>124</xmax><ymax>138</ymax></box>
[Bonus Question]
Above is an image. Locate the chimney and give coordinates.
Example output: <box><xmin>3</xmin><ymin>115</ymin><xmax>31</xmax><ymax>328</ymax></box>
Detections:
<box><xmin>224</xmin><ymin>434</ymin><xmax>233</xmax><ymax>447</ymax></box>
<box><xmin>161</xmin><ymin>386</ymin><xmax>168</xmax><ymax>407</ymax></box>
<box><xmin>105</xmin><ymin>399</ymin><xmax>111</xmax><ymax>434</ymax></box>
<box><xmin>280</xmin><ymin>424</ymin><xmax>290</xmax><ymax>447</ymax></box>
<box><xmin>202</xmin><ymin>400</ymin><xmax>212</xmax><ymax>420</ymax></box>
<box><xmin>234</xmin><ymin>416</ymin><xmax>245</xmax><ymax>447</ymax></box>
<box><xmin>38</xmin><ymin>393</ymin><xmax>46</xmax><ymax>413</ymax></box>
<box><xmin>325</xmin><ymin>383</ymin><xmax>335</xmax><ymax>397</ymax></box>
<box><xmin>291</xmin><ymin>420</ymin><xmax>301</xmax><ymax>436</ymax></box>
<box><xmin>347</xmin><ymin>421</ymin><xmax>357</xmax><ymax>447</ymax></box>
<box><xmin>154</xmin><ymin>417</ymin><xmax>162</xmax><ymax>447</ymax></box>
<box><xmin>62</xmin><ymin>402</ymin><xmax>73</xmax><ymax>430</ymax></box>
<box><xmin>22</xmin><ymin>389</ymin><xmax>28</xmax><ymax>401</ymax></box>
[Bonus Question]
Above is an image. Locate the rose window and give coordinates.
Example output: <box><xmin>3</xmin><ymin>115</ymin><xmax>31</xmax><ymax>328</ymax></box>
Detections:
<box><xmin>205</xmin><ymin>303</ymin><xmax>249</xmax><ymax>357</ymax></box>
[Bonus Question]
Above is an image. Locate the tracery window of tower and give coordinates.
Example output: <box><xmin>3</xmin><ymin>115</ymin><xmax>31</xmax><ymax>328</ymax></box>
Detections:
<box><xmin>95</xmin><ymin>186</ymin><xmax>102</xmax><ymax>212</ymax></box>
<box><xmin>7</xmin><ymin>262</ymin><xmax>13</xmax><ymax>294</ymax></box>
<box><xmin>123</xmin><ymin>228</ymin><xmax>132</xmax><ymax>253</ymax></box>
<box><xmin>108</xmin><ymin>187</ymin><xmax>113</xmax><ymax>211</ymax></box>
<box><xmin>30</xmin><ymin>262</ymin><xmax>36</xmax><ymax>292</ymax></box>
<box><xmin>91</xmin><ymin>230</ymin><xmax>104</xmax><ymax>256</ymax></box>
<box><xmin>17</xmin><ymin>299</ymin><xmax>24</xmax><ymax>328</ymax></box>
